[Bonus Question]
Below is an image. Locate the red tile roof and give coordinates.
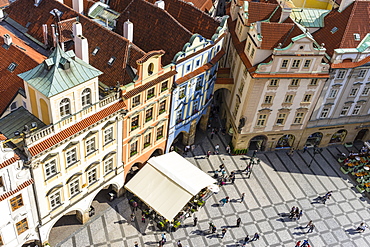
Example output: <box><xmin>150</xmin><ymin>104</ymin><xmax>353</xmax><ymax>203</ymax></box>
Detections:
<box><xmin>247</xmin><ymin>2</ymin><xmax>279</xmax><ymax>25</ymax></box>
<box><xmin>0</xmin><ymin>179</ymin><xmax>34</xmax><ymax>202</ymax></box>
<box><xmin>0</xmin><ymin>134</ymin><xmax>6</xmax><ymax>140</ymax></box>
<box><xmin>0</xmin><ymin>26</ymin><xmax>46</xmax><ymax>115</ymax></box>
<box><xmin>137</xmin><ymin>50</ymin><xmax>165</xmax><ymax>64</ymax></box>
<box><xmin>331</xmin><ymin>55</ymin><xmax>370</xmax><ymax>69</ymax></box>
<box><xmin>260</xmin><ymin>22</ymin><xmax>303</xmax><ymax>49</ymax></box>
<box><xmin>0</xmin><ymin>0</ymin><xmax>9</xmax><ymax>8</ymax></box>
<box><xmin>58</xmin><ymin>18</ymin><xmax>75</xmax><ymax>43</ymax></box>
<box><xmin>28</xmin><ymin>101</ymin><xmax>125</xmax><ymax>156</ymax></box>
<box><xmin>0</xmin><ymin>154</ymin><xmax>20</xmax><ymax>169</ymax></box>
<box><xmin>180</xmin><ymin>0</ymin><xmax>213</xmax><ymax>12</ymax></box>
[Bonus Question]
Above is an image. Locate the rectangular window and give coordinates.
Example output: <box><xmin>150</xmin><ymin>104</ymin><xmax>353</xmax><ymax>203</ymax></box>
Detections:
<box><xmin>358</xmin><ymin>69</ymin><xmax>367</xmax><ymax>78</ymax></box>
<box><xmin>303</xmin><ymin>60</ymin><xmax>311</xmax><ymax>68</ymax></box>
<box><xmin>144</xmin><ymin>133</ymin><xmax>151</xmax><ymax>148</ymax></box>
<box><xmin>130</xmin><ymin>141</ymin><xmax>138</xmax><ymax>156</ymax></box>
<box><xmin>352</xmin><ymin>105</ymin><xmax>361</xmax><ymax>115</ymax></box>
<box><xmin>285</xmin><ymin>95</ymin><xmax>293</xmax><ymax>103</ymax></box>
<box><xmin>146</xmin><ymin>108</ymin><xmax>153</xmax><ymax>122</ymax></box>
<box><xmin>310</xmin><ymin>79</ymin><xmax>318</xmax><ymax>85</ymax></box>
<box><xmin>45</xmin><ymin>160</ymin><xmax>57</xmax><ymax>178</ymax></box>
<box><xmin>281</xmin><ymin>60</ymin><xmax>288</xmax><ymax>68</ymax></box>
<box><xmin>147</xmin><ymin>87</ymin><xmax>155</xmax><ymax>100</ymax></box>
<box><xmin>256</xmin><ymin>114</ymin><xmax>267</xmax><ymax>126</ymax></box>
<box><xmin>161</xmin><ymin>81</ymin><xmax>168</xmax><ymax>92</ymax></box>
<box><xmin>159</xmin><ymin>100</ymin><xmax>166</xmax><ymax>114</ymax></box>
<box><xmin>269</xmin><ymin>79</ymin><xmax>278</xmax><ymax>86</ymax></box>
<box><xmin>131</xmin><ymin>115</ymin><xmax>139</xmax><ymax>130</ymax></box>
<box><xmin>264</xmin><ymin>95</ymin><xmax>273</xmax><ymax>104</ymax></box>
<box><xmin>340</xmin><ymin>106</ymin><xmax>349</xmax><ymax>116</ymax></box>
<box><xmin>196</xmin><ymin>77</ymin><xmax>202</xmax><ymax>90</ymax></box>
<box><xmin>247</xmin><ymin>42</ymin><xmax>251</xmax><ymax>52</ymax></box>
<box><xmin>192</xmin><ymin>101</ymin><xmax>199</xmax><ymax>115</ymax></box>
<box><xmin>290</xmin><ymin>79</ymin><xmax>299</xmax><ymax>86</ymax></box>
<box><xmin>328</xmin><ymin>89</ymin><xmax>338</xmax><ymax>98</ymax></box>
<box><xmin>176</xmin><ymin>111</ymin><xmax>182</xmax><ymax>124</ymax></box>
<box><xmin>250</xmin><ymin>48</ymin><xmax>255</xmax><ymax>58</ymax></box>
<box><xmin>303</xmin><ymin>94</ymin><xmax>312</xmax><ymax>102</ymax></box>
<box><xmin>337</xmin><ymin>70</ymin><xmax>346</xmax><ymax>79</ymax></box>
<box><xmin>88</xmin><ymin>169</ymin><xmax>97</xmax><ymax>185</ymax></box>
<box><xmin>104</xmin><ymin>127</ymin><xmax>113</xmax><ymax>144</ymax></box>
<box><xmin>69</xmin><ymin>179</ymin><xmax>80</xmax><ymax>197</ymax></box>
<box><xmin>157</xmin><ymin>126</ymin><xmax>164</xmax><ymax>140</ymax></box>
<box><xmin>276</xmin><ymin>113</ymin><xmax>286</xmax><ymax>125</ymax></box>
<box><xmin>66</xmin><ymin>148</ymin><xmax>77</xmax><ymax>166</ymax></box>
<box><xmin>186</xmin><ymin>64</ymin><xmax>191</xmax><ymax>72</ymax></box>
<box><xmin>10</xmin><ymin>194</ymin><xmax>24</xmax><ymax>211</ymax></box>
<box><xmin>179</xmin><ymin>86</ymin><xmax>186</xmax><ymax>99</ymax></box>
<box><xmin>86</xmin><ymin>137</ymin><xmax>96</xmax><ymax>155</ymax></box>
<box><xmin>320</xmin><ymin>108</ymin><xmax>329</xmax><ymax>118</ymax></box>
<box><xmin>292</xmin><ymin>60</ymin><xmax>301</xmax><ymax>68</ymax></box>
<box><xmin>49</xmin><ymin>191</ymin><xmax>61</xmax><ymax>209</ymax></box>
<box><xmin>132</xmin><ymin>95</ymin><xmax>140</xmax><ymax>107</ymax></box>
<box><xmin>294</xmin><ymin>112</ymin><xmax>304</xmax><ymax>124</ymax></box>
<box><xmin>349</xmin><ymin>88</ymin><xmax>358</xmax><ymax>97</ymax></box>
<box><xmin>104</xmin><ymin>158</ymin><xmax>114</xmax><ymax>174</ymax></box>
<box><xmin>16</xmin><ymin>218</ymin><xmax>28</xmax><ymax>235</ymax></box>
<box><xmin>362</xmin><ymin>87</ymin><xmax>370</xmax><ymax>96</ymax></box>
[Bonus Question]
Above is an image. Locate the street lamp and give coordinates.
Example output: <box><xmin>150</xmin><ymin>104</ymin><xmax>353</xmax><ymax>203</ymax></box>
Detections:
<box><xmin>308</xmin><ymin>146</ymin><xmax>323</xmax><ymax>167</ymax></box>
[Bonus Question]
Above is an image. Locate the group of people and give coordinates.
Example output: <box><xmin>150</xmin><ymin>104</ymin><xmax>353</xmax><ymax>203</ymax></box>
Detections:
<box><xmin>295</xmin><ymin>239</ymin><xmax>311</xmax><ymax>247</ymax></box>
<box><xmin>289</xmin><ymin>206</ymin><xmax>303</xmax><ymax>220</ymax></box>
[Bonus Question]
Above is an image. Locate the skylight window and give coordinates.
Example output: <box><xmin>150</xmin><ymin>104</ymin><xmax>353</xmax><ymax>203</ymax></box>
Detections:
<box><xmin>330</xmin><ymin>27</ymin><xmax>338</xmax><ymax>34</ymax></box>
<box><xmin>108</xmin><ymin>56</ymin><xmax>116</xmax><ymax>66</ymax></box>
<box><xmin>92</xmin><ymin>47</ymin><xmax>100</xmax><ymax>56</ymax></box>
<box><xmin>7</xmin><ymin>62</ymin><xmax>18</xmax><ymax>72</ymax></box>
<box><xmin>354</xmin><ymin>33</ymin><xmax>361</xmax><ymax>41</ymax></box>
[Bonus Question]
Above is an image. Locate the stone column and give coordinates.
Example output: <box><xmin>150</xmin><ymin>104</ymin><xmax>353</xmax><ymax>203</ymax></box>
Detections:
<box><xmin>198</xmin><ymin>107</ymin><xmax>210</xmax><ymax>131</ymax></box>
<box><xmin>182</xmin><ymin>119</ymin><xmax>197</xmax><ymax>145</ymax></box>
<box><xmin>76</xmin><ymin>210</ymin><xmax>89</xmax><ymax>224</ymax></box>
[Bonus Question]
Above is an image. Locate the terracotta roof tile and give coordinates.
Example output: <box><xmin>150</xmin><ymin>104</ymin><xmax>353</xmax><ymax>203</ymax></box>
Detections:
<box><xmin>28</xmin><ymin>101</ymin><xmax>125</xmax><ymax>156</ymax></box>
<box><xmin>0</xmin><ymin>154</ymin><xmax>20</xmax><ymax>169</ymax></box>
<box><xmin>180</xmin><ymin>0</ymin><xmax>213</xmax><ymax>12</ymax></box>
<box><xmin>0</xmin><ymin>179</ymin><xmax>34</xmax><ymax>202</ymax></box>
<box><xmin>58</xmin><ymin>18</ymin><xmax>75</xmax><ymax>43</ymax></box>
<box><xmin>247</xmin><ymin>2</ymin><xmax>279</xmax><ymax>25</ymax></box>
<box><xmin>0</xmin><ymin>134</ymin><xmax>7</xmax><ymax>140</ymax></box>
<box><xmin>0</xmin><ymin>0</ymin><xmax>9</xmax><ymax>8</ymax></box>
<box><xmin>260</xmin><ymin>22</ymin><xmax>303</xmax><ymax>49</ymax></box>
<box><xmin>332</xmin><ymin>55</ymin><xmax>370</xmax><ymax>69</ymax></box>
<box><xmin>137</xmin><ymin>50</ymin><xmax>165</xmax><ymax>64</ymax></box>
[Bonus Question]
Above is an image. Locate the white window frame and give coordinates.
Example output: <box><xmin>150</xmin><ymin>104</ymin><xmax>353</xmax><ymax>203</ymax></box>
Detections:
<box><xmin>104</xmin><ymin>158</ymin><xmax>114</xmax><ymax>174</ymax></box>
<box><xmin>302</xmin><ymin>94</ymin><xmax>312</xmax><ymax>102</ymax></box>
<box><xmin>358</xmin><ymin>69</ymin><xmax>367</xmax><ymax>78</ymax></box>
<box><xmin>291</xmin><ymin>79</ymin><xmax>299</xmax><ymax>86</ymax></box>
<box><xmin>349</xmin><ymin>88</ymin><xmax>358</xmax><ymax>97</ymax></box>
<box><xmin>60</xmin><ymin>98</ymin><xmax>71</xmax><ymax>118</ymax></box>
<box><xmin>45</xmin><ymin>160</ymin><xmax>57</xmax><ymax>178</ymax></box>
<box><xmin>340</xmin><ymin>106</ymin><xmax>349</xmax><ymax>116</ymax></box>
<box><xmin>81</xmin><ymin>88</ymin><xmax>91</xmax><ymax>107</ymax></box>
<box><xmin>337</xmin><ymin>70</ymin><xmax>346</xmax><ymax>79</ymax></box>
<box><xmin>294</xmin><ymin>112</ymin><xmax>304</xmax><ymax>124</ymax></box>
<box><xmin>352</xmin><ymin>105</ymin><xmax>362</xmax><ymax>115</ymax></box>
<box><xmin>104</xmin><ymin>127</ymin><xmax>114</xmax><ymax>144</ymax></box>
<box><xmin>269</xmin><ymin>79</ymin><xmax>278</xmax><ymax>86</ymax></box>
<box><xmin>310</xmin><ymin>79</ymin><xmax>318</xmax><ymax>85</ymax></box>
<box><xmin>362</xmin><ymin>87</ymin><xmax>370</xmax><ymax>96</ymax></box>
<box><xmin>291</xmin><ymin>60</ymin><xmax>301</xmax><ymax>68</ymax></box>
<box><xmin>264</xmin><ymin>95</ymin><xmax>273</xmax><ymax>104</ymax></box>
<box><xmin>49</xmin><ymin>191</ymin><xmax>61</xmax><ymax>209</ymax></box>
<box><xmin>132</xmin><ymin>95</ymin><xmax>141</xmax><ymax>107</ymax></box>
<box><xmin>69</xmin><ymin>178</ymin><xmax>80</xmax><ymax>197</ymax></box>
<box><xmin>256</xmin><ymin>114</ymin><xmax>267</xmax><ymax>126</ymax></box>
<box><xmin>303</xmin><ymin>60</ymin><xmax>311</xmax><ymax>68</ymax></box>
<box><xmin>87</xmin><ymin>168</ymin><xmax>97</xmax><ymax>185</ymax></box>
<box><xmin>66</xmin><ymin>148</ymin><xmax>77</xmax><ymax>166</ymax></box>
<box><xmin>276</xmin><ymin>113</ymin><xmax>286</xmax><ymax>125</ymax></box>
<box><xmin>320</xmin><ymin>108</ymin><xmax>329</xmax><ymax>118</ymax></box>
<box><xmin>281</xmin><ymin>60</ymin><xmax>288</xmax><ymax>68</ymax></box>
<box><xmin>179</xmin><ymin>86</ymin><xmax>186</xmax><ymax>99</ymax></box>
<box><xmin>86</xmin><ymin>137</ymin><xmax>96</xmax><ymax>155</ymax></box>
<box><xmin>328</xmin><ymin>89</ymin><xmax>338</xmax><ymax>98</ymax></box>
<box><xmin>285</xmin><ymin>95</ymin><xmax>293</xmax><ymax>103</ymax></box>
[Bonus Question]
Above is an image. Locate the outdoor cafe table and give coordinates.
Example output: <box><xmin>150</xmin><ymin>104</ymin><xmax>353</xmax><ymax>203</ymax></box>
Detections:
<box><xmin>355</xmin><ymin>172</ymin><xmax>368</xmax><ymax>177</ymax></box>
<box><xmin>365</xmin><ymin>183</ymin><xmax>370</xmax><ymax>188</ymax></box>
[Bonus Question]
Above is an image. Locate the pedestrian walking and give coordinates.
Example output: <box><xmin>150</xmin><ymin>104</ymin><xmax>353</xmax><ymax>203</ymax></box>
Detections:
<box><xmin>298</xmin><ymin>210</ymin><xmax>303</xmax><ymax>220</ymax></box>
<box><xmin>131</xmin><ymin>213</ymin><xmax>135</xmax><ymax>222</ymax></box>
<box><xmin>134</xmin><ymin>241</ymin><xmax>139</xmax><ymax>247</ymax></box>
<box><xmin>141</xmin><ymin>213</ymin><xmax>146</xmax><ymax>223</ymax></box>
<box><xmin>252</xmin><ymin>150</ymin><xmax>258</xmax><ymax>157</ymax></box>
<box><xmin>177</xmin><ymin>240</ymin><xmax>182</xmax><ymax>247</ymax></box>
<box><xmin>132</xmin><ymin>201</ymin><xmax>138</xmax><ymax>211</ymax></box>
<box><xmin>209</xmin><ymin>222</ymin><xmax>214</xmax><ymax>232</ymax></box>
<box><xmin>294</xmin><ymin>240</ymin><xmax>301</xmax><ymax>247</ymax></box>
<box><xmin>229</xmin><ymin>174</ymin><xmax>236</xmax><ymax>184</ymax></box>
<box><xmin>357</xmin><ymin>222</ymin><xmax>368</xmax><ymax>232</ymax></box>
<box><xmin>214</xmin><ymin>169</ymin><xmax>219</xmax><ymax>179</ymax></box>
<box><xmin>161</xmin><ymin>233</ymin><xmax>166</xmax><ymax>243</ymax></box>
<box><xmin>158</xmin><ymin>239</ymin><xmax>164</xmax><ymax>247</ymax></box>
<box><xmin>191</xmin><ymin>144</ymin><xmax>195</xmax><ymax>151</ymax></box>
<box><xmin>251</xmin><ymin>232</ymin><xmax>259</xmax><ymax>241</ymax></box>
<box><xmin>226</xmin><ymin>145</ymin><xmax>231</xmax><ymax>154</ymax></box>
<box><xmin>307</xmin><ymin>223</ymin><xmax>315</xmax><ymax>233</ymax></box>
<box><xmin>294</xmin><ymin>207</ymin><xmax>300</xmax><ymax>220</ymax></box>
<box><xmin>303</xmin><ymin>145</ymin><xmax>308</xmax><ymax>153</ymax></box>
<box><xmin>219</xmin><ymin>197</ymin><xmax>229</xmax><ymax>206</ymax></box>
<box><xmin>193</xmin><ymin>216</ymin><xmax>198</xmax><ymax>226</ymax></box>
<box><xmin>240</xmin><ymin>193</ymin><xmax>245</xmax><ymax>203</ymax></box>
<box><xmin>207</xmin><ymin>150</ymin><xmax>211</xmax><ymax>158</ymax></box>
<box><xmin>184</xmin><ymin>146</ymin><xmax>188</xmax><ymax>154</ymax></box>
<box><xmin>215</xmin><ymin>128</ymin><xmax>218</xmax><ymax>135</ymax></box>
<box><xmin>301</xmin><ymin>240</ymin><xmax>309</xmax><ymax>247</ymax></box>
<box><xmin>211</xmin><ymin>130</ymin><xmax>214</xmax><ymax>139</ymax></box>
<box><xmin>212</xmin><ymin>224</ymin><xmax>217</xmax><ymax>233</ymax></box>
<box><xmin>221</xmin><ymin>228</ymin><xmax>227</xmax><ymax>238</ymax></box>
<box><xmin>244</xmin><ymin>235</ymin><xmax>250</xmax><ymax>244</ymax></box>
<box><xmin>236</xmin><ymin>217</ymin><xmax>241</xmax><ymax>227</ymax></box>
<box><xmin>306</xmin><ymin>220</ymin><xmax>313</xmax><ymax>228</ymax></box>
<box><xmin>215</xmin><ymin>144</ymin><xmax>220</xmax><ymax>154</ymax></box>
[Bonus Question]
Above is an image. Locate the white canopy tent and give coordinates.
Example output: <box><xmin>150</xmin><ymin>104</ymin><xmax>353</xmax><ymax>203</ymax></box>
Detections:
<box><xmin>125</xmin><ymin>151</ymin><xmax>217</xmax><ymax>221</ymax></box>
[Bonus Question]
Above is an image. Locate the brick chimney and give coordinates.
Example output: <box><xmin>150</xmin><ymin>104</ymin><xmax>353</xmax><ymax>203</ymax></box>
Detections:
<box><xmin>123</xmin><ymin>20</ymin><xmax>133</xmax><ymax>42</ymax></box>
<box><xmin>3</xmin><ymin>34</ymin><xmax>12</xmax><ymax>46</ymax></box>
<box><xmin>75</xmin><ymin>35</ymin><xmax>89</xmax><ymax>64</ymax></box>
<box><xmin>279</xmin><ymin>7</ymin><xmax>291</xmax><ymax>23</ymax></box>
<box><xmin>339</xmin><ymin>0</ymin><xmax>355</xmax><ymax>12</ymax></box>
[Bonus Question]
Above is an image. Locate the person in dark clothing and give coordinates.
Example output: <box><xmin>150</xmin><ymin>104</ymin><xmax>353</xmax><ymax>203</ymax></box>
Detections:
<box><xmin>236</xmin><ymin>217</ymin><xmax>241</xmax><ymax>227</ymax></box>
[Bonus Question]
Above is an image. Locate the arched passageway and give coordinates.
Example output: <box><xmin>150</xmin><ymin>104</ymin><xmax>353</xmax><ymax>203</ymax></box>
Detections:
<box><xmin>329</xmin><ymin>129</ymin><xmax>347</xmax><ymax>144</ymax></box>
<box><xmin>354</xmin><ymin>129</ymin><xmax>368</xmax><ymax>142</ymax></box>
<box><xmin>276</xmin><ymin>134</ymin><xmax>295</xmax><ymax>149</ymax></box>
<box><xmin>248</xmin><ymin>135</ymin><xmax>268</xmax><ymax>151</ymax></box>
<box><xmin>305</xmin><ymin>132</ymin><xmax>323</xmax><ymax>147</ymax></box>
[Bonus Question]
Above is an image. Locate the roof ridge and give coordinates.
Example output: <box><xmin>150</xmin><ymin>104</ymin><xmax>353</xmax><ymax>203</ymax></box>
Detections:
<box><xmin>339</xmin><ymin>1</ymin><xmax>356</xmax><ymax>48</ymax></box>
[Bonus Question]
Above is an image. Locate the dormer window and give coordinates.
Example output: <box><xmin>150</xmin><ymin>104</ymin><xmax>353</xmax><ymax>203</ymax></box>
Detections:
<box><xmin>60</xmin><ymin>98</ymin><xmax>71</xmax><ymax>118</ymax></box>
<box><xmin>330</xmin><ymin>27</ymin><xmax>338</xmax><ymax>34</ymax></box>
<box><xmin>108</xmin><ymin>56</ymin><xmax>116</xmax><ymax>66</ymax></box>
<box><xmin>148</xmin><ymin>63</ymin><xmax>154</xmax><ymax>76</ymax></box>
<box><xmin>92</xmin><ymin>47</ymin><xmax>100</xmax><ymax>56</ymax></box>
<box><xmin>81</xmin><ymin>88</ymin><xmax>91</xmax><ymax>107</ymax></box>
<box><xmin>354</xmin><ymin>33</ymin><xmax>361</xmax><ymax>41</ymax></box>
<box><xmin>7</xmin><ymin>62</ymin><xmax>18</xmax><ymax>72</ymax></box>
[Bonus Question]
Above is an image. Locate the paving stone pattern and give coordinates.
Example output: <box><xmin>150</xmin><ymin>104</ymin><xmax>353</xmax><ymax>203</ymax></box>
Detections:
<box><xmin>57</xmin><ymin>132</ymin><xmax>370</xmax><ymax>247</ymax></box>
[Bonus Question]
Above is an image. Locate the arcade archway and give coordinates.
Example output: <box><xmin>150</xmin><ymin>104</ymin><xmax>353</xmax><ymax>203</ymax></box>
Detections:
<box><xmin>305</xmin><ymin>132</ymin><xmax>323</xmax><ymax>147</ymax></box>
<box><xmin>355</xmin><ymin>129</ymin><xmax>368</xmax><ymax>142</ymax></box>
<box><xmin>276</xmin><ymin>134</ymin><xmax>295</xmax><ymax>148</ymax></box>
<box><xmin>248</xmin><ymin>135</ymin><xmax>267</xmax><ymax>151</ymax></box>
<box><xmin>329</xmin><ymin>129</ymin><xmax>347</xmax><ymax>144</ymax></box>
<box><xmin>149</xmin><ymin>148</ymin><xmax>163</xmax><ymax>158</ymax></box>
<box><xmin>126</xmin><ymin>162</ymin><xmax>142</xmax><ymax>182</ymax></box>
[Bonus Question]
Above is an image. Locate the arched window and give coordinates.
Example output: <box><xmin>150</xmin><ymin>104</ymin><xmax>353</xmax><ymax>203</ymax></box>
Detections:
<box><xmin>148</xmin><ymin>63</ymin><xmax>154</xmax><ymax>76</ymax></box>
<box><xmin>60</xmin><ymin>98</ymin><xmax>71</xmax><ymax>117</ymax></box>
<box><xmin>81</xmin><ymin>88</ymin><xmax>91</xmax><ymax>107</ymax></box>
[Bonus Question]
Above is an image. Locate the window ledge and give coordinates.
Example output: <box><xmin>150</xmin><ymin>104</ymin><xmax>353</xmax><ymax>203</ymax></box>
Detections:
<box><xmin>50</xmin><ymin>203</ymin><xmax>63</xmax><ymax>212</ymax></box>
<box><xmin>104</xmin><ymin>140</ymin><xmax>115</xmax><ymax>147</ymax></box>
<box><xmin>104</xmin><ymin>170</ymin><xmax>114</xmax><ymax>177</ymax></box>
<box><xmin>88</xmin><ymin>180</ymin><xmax>98</xmax><ymax>187</ymax></box>
<box><xmin>66</xmin><ymin>160</ymin><xmax>80</xmax><ymax>169</ymax></box>
<box><xmin>45</xmin><ymin>172</ymin><xmax>60</xmax><ymax>182</ymax></box>
<box><xmin>70</xmin><ymin>191</ymin><xmax>82</xmax><ymax>199</ymax></box>
<box><xmin>86</xmin><ymin>150</ymin><xmax>98</xmax><ymax>158</ymax></box>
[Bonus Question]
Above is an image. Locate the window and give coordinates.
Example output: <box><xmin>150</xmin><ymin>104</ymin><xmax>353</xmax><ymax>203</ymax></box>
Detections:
<box><xmin>276</xmin><ymin>113</ymin><xmax>286</xmax><ymax>125</ymax></box>
<box><xmin>10</xmin><ymin>102</ymin><xmax>17</xmax><ymax>111</ymax></box>
<box><xmin>66</xmin><ymin>148</ymin><xmax>77</xmax><ymax>166</ymax></box>
<box><xmin>132</xmin><ymin>95</ymin><xmax>140</xmax><ymax>107</ymax></box>
<box><xmin>340</xmin><ymin>106</ymin><xmax>349</xmax><ymax>116</ymax></box>
<box><xmin>16</xmin><ymin>218</ymin><xmax>28</xmax><ymax>235</ymax></box>
<box><xmin>92</xmin><ymin>47</ymin><xmax>100</xmax><ymax>56</ymax></box>
<box><xmin>159</xmin><ymin>100</ymin><xmax>166</xmax><ymax>114</ymax></box>
<box><xmin>45</xmin><ymin>160</ymin><xmax>57</xmax><ymax>178</ymax></box>
<box><xmin>247</xmin><ymin>42</ymin><xmax>251</xmax><ymax>52</ymax></box>
<box><xmin>358</xmin><ymin>69</ymin><xmax>367</xmax><ymax>78</ymax></box>
<box><xmin>257</xmin><ymin>114</ymin><xmax>267</xmax><ymax>126</ymax></box>
<box><xmin>49</xmin><ymin>191</ymin><xmax>61</xmax><ymax>209</ymax></box>
<box><xmin>362</xmin><ymin>87</ymin><xmax>370</xmax><ymax>96</ymax></box>
<box><xmin>107</xmin><ymin>56</ymin><xmax>116</xmax><ymax>66</ymax></box>
<box><xmin>264</xmin><ymin>95</ymin><xmax>273</xmax><ymax>104</ymax></box>
<box><xmin>352</xmin><ymin>105</ymin><xmax>361</xmax><ymax>115</ymax></box>
<box><xmin>281</xmin><ymin>60</ymin><xmax>288</xmax><ymax>68</ymax></box>
<box><xmin>86</xmin><ymin>137</ymin><xmax>96</xmax><ymax>155</ymax></box>
<box><xmin>290</xmin><ymin>79</ymin><xmax>299</xmax><ymax>86</ymax></box>
<box><xmin>285</xmin><ymin>95</ymin><xmax>294</xmax><ymax>103</ymax></box>
<box><xmin>176</xmin><ymin>111</ymin><xmax>182</xmax><ymax>124</ymax></box>
<box><xmin>10</xmin><ymin>194</ymin><xmax>24</xmax><ymax>211</ymax></box>
<box><xmin>328</xmin><ymin>89</ymin><xmax>338</xmax><ymax>98</ymax></box>
<box><xmin>157</xmin><ymin>126</ymin><xmax>164</xmax><ymax>140</ymax></box>
<box><xmin>320</xmin><ymin>108</ymin><xmax>329</xmax><ymax>118</ymax></box>
<box><xmin>88</xmin><ymin>169</ymin><xmax>97</xmax><ymax>185</ymax></box>
<box><xmin>292</xmin><ymin>60</ymin><xmax>300</xmax><ymax>68</ymax></box>
<box><xmin>148</xmin><ymin>63</ymin><xmax>154</xmax><ymax>75</ymax></box>
<box><xmin>81</xmin><ymin>88</ymin><xmax>91</xmax><ymax>107</ymax></box>
<box><xmin>349</xmin><ymin>88</ymin><xmax>358</xmax><ymax>97</ymax></box>
<box><xmin>303</xmin><ymin>60</ymin><xmax>311</xmax><ymax>68</ymax></box>
<box><xmin>337</xmin><ymin>70</ymin><xmax>346</xmax><ymax>79</ymax></box>
<box><xmin>146</xmin><ymin>108</ymin><xmax>153</xmax><ymax>122</ymax></box>
<box><xmin>130</xmin><ymin>141</ymin><xmax>138</xmax><ymax>156</ymax></box>
<box><xmin>144</xmin><ymin>133</ymin><xmax>151</xmax><ymax>148</ymax></box>
<box><xmin>186</xmin><ymin>64</ymin><xmax>191</xmax><ymax>72</ymax></box>
<box><xmin>196</xmin><ymin>59</ymin><xmax>200</xmax><ymax>67</ymax></box>
<box><xmin>60</xmin><ymin>98</ymin><xmax>71</xmax><ymax>118</ymax></box>
<box><xmin>310</xmin><ymin>79</ymin><xmax>318</xmax><ymax>85</ymax></box>
<box><xmin>196</xmin><ymin>76</ymin><xmax>202</xmax><ymax>90</ymax></box>
<box><xmin>147</xmin><ymin>87</ymin><xmax>155</xmax><ymax>100</ymax></box>
<box><xmin>303</xmin><ymin>94</ymin><xmax>312</xmax><ymax>102</ymax></box>
<box><xmin>269</xmin><ymin>79</ymin><xmax>278</xmax><ymax>86</ymax></box>
<box><xmin>179</xmin><ymin>86</ymin><xmax>186</xmax><ymax>99</ymax></box>
<box><xmin>192</xmin><ymin>101</ymin><xmax>199</xmax><ymax>115</ymax></box>
<box><xmin>7</xmin><ymin>62</ymin><xmax>18</xmax><ymax>72</ymax></box>
<box><xmin>131</xmin><ymin>115</ymin><xmax>139</xmax><ymax>130</ymax></box>
<box><xmin>69</xmin><ymin>179</ymin><xmax>80</xmax><ymax>197</ymax></box>
<box><xmin>294</xmin><ymin>112</ymin><xmax>304</xmax><ymax>124</ymax></box>
<box><xmin>104</xmin><ymin>127</ymin><xmax>113</xmax><ymax>144</ymax></box>
<box><xmin>104</xmin><ymin>158</ymin><xmax>114</xmax><ymax>174</ymax></box>
<box><xmin>161</xmin><ymin>81</ymin><xmax>168</xmax><ymax>92</ymax></box>
<box><xmin>250</xmin><ymin>48</ymin><xmax>255</xmax><ymax>58</ymax></box>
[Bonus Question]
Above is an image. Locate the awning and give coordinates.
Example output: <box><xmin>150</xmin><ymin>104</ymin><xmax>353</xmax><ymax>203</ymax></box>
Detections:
<box><xmin>125</xmin><ymin>152</ymin><xmax>217</xmax><ymax>221</ymax></box>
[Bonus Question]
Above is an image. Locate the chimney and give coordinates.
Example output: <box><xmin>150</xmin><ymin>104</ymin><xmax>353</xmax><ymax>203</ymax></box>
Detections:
<box><xmin>51</xmin><ymin>24</ymin><xmax>57</xmax><ymax>47</ymax></box>
<box><xmin>3</xmin><ymin>34</ymin><xmax>12</xmax><ymax>46</ymax></box>
<box><xmin>42</xmin><ymin>24</ymin><xmax>48</xmax><ymax>46</ymax></box>
<box><xmin>339</xmin><ymin>0</ymin><xmax>355</xmax><ymax>12</ymax></box>
<box><xmin>72</xmin><ymin>0</ymin><xmax>83</xmax><ymax>14</ymax></box>
<box><xmin>75</xmin><ymin>35</ymin><xmax>89</xmax><ymax>64</ymax></box>
<box><xmin>155</xmin><ymin>0</ymin><xmax>165</xmax><ymax>9</ymax></box>
<box><xmin>73</xmin><ymin>21</ymin><xmax>83</xmax><ymax>38</ymax></box>
<box><xmin>123</xmin><ymin>20</ymin><xmax>133</xmax><ymax>42</ymax></box>
<box><xmin>279</xmin><ymin>8</ymin><xmax>292</xmax><ymax>23</ymax></box>
<box><xmin>34</xmin><ymin>0</ymin><xmax>41</xmax><ymax>7</ymax></box>
<box><xmin>58</xmin><ymin>0</ymin><xmax>64</xmax><ymax>3</ymax></box>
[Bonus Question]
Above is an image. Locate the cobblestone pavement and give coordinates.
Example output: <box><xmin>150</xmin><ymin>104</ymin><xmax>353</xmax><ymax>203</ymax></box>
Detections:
<box><xmin>56</xmin><ymin>131</ymin><xmax>370</xmax><ymax>247</ymax></box>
